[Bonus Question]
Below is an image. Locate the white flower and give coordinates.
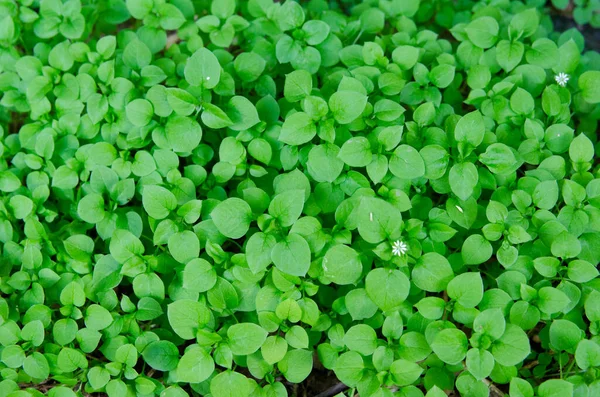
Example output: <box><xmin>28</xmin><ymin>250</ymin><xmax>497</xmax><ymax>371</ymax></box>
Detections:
<box><xmin>554</xmin><ymin>72</ymin><xmax>569</xmax><ymax>87</ymax></box>
<box><xmin>392</xmin><ymin>240</ymin><xmax>408</xmax><ymax>256</ymax></box>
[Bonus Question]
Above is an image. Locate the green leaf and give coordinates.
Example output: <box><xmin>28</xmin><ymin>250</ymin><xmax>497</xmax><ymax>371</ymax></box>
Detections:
<box><xmin>212</xmin><ymin>0</ymin><xmax>236</xmax><ymax>19</ymax></box>
<box><xmin>551</xmin><ymin>231</ymin><xmax>581</xmax><ymax>259</ymax></box>
<box><xmin>126</xmin><ymin>98</ymin><xmax>153</xmax><ymax>127</ymax></box>
<box><xmin>344</xmin><ymin>324</ymin><xmax>377</xmax><ymax>356</ymax></box>
<box><xmin>123</xmin><ymin>39</ymin><xmax>151</xmax><ymax>70</ymax></box>
<box><xmin>496</xmin><ymin>40</ymin><xmax>524</xmax><ymax>72</ymax></box>
<box><xmin>202</xmin><ymin>103</ymin><xmax>233</xmax><ymax>128</ymax></box>
<box><xmin>168</xmin><ymin>231</ymin><xmax>200</xmax><ymax>264</ymax></box>
<box><xmin>176</xmin><ymin>346</ymin><xmax>214</xmax><ymax>383</ymax></box>
<box><xmin>284</xmin><ymin>70</ymin><xmax>312</xmax><ymax>102</ymax></box>
<box><xmin>429</xmin><ymin>64</ymin><xmax>455</xmax><ymax>88</ymax></box>
<box><xmin>339</xmin><ymin>137</ymin><xmax>372</xmax><ymax>167</ymax></box>
<box><xmin>57</xmin><ymin>347</ymin><xmax>88</xmax><ymax>372</ymax></box>
<box><xmin>510</xmin><ymin>88</ymin><xmax>534</xmax><ymax>115</ymax></box>
<box><xmin>509</xmin><ymin>377</ymin><xmax>534</xmax><ymax>397</ymax></box>
<box><xmin>567</xmin><ymin>260</ymin><xmax>599</xmax><ymax>283</ymax></box>
<box><xmin>77</xmin><ymin>194</ymin><xmax>105</xmax><ymax>223</ymax></box>
<box><xmin>286</xmin><ymin>326</ymin><xmax>309</xmax><ymax>349</ymax></box>
<box><xmin>391</xmin><ymin>45</ymin><xmax>420</xmax><ymax>70</ymax></box>
<box><xmin>0</xmin><ymin>171</ymin><xmax>21</xmax><ymax>192</ymax></box>
<box><xmin>165</xmin><ymin>115</ymin><xmax>203</xmax><ymax>152</ymax></box>
<box><xmin>271</xmin><ymin>233</ymin><xmax>311</xmax><ymax>277</ymax></box>
<box><xmin>334</xmin><ymin>352</ymin><xmax>364</xmax><ymax>386</ymax></box>
<box><xmin>449</xmin><ymin>162</ymin><xmax>478</xmax><ymax>200</ymax></box>
<box><xmin>491</xmin><ymin>324</ymin><xmax>531</xmax><ymax>366</ymax></box>
<box><xmin>328</xmin><ymin>91</ymin><xmax>368</xmax><ymax>124</ymax></box>
<box><xmin>246</xmin><ymin>232</ymin><xmax>277</xmax><ymax>274</ymax></box>
<box><xmin>226</xmin><ymin>96</ymin><xmax>260</xmax><ymax>131</ymax></box>
<box><xmin>127</xmin><ymin>0</ymin><xmax>153</xmax><ymax>19</ymax></box>
<box><xmin>412</xmin><ymin>253</ymin><xmax>454</xmax><ymax>292</ymax></box>
<box><xmin>210</xmin><ymin>371</ymin><xmax>252</xmax><ymax>397</ymax></box>
<box><xmin>185</xmin><ymin>48</ymin><xmax>221</xmax><ymax>88</ymax></box>
<box><xmin>167</xmin><ymin>88</ymin><xmax>198</xmax><ymax>116</ymax></box>
<box><xmin>234</xmin><ymin>52</ymin><xmax>266</xmax><ymax>83</ymax></box>
<box><xmin>389</xmin><ymin>359</ymin><xmax>424</xmax><ymax>386</ymax></box>
<box><xmin>87</xmin><ymin>366</ymin><xmax>110</xmax><ymax>390</ymax></box>
<box><xmin>109</xmin><ymin>229</ymin><xmax>144</xmax><ymax>263</ymax></box>
<box><xmin>578</xmin><ymin>71</ymin><xmax>600</xmax><ymax>103</ymax></box>
<box><xmin>279</xmin><ymin>112</ymin><xmax>317</xmax><ymax>146</ymax></box>
<box><xmin>569</xmin><ymin>133</ymin><xmax>594</xmax><ymax>163</ymax></box>
<box><xmin>167</xmin><ymin>299</ymin><xmax>210</xmax><ymax>340</ymax></box>
<box><xmin>84</xmin><ymin>304</ymin><xmax>113</xmax><ymax>331</ymax></box>
<box><xmin>307</xmin><ymin>144</ymin><xmax>344</xmax><ymax>183</ymax></box>
<box><xmin>389</xmin><ymin>145</ymin><xmax>425</xmax><ymax>179</ymax></box>
<box><xmin>211</xmin><ymin>198</ymin><xmax>253</xmax><ymax>239</ymax></box>
<box><xmin>60</xmin><ymin>281</ymin><xmax>86</xmax><ymax>307</ymax></box>
<box><xmin>228</xmin><ymin>323</ymin><xmax>268</xmax><ymax>355</ymax></box>
<box><xmin>142</xmin><ymin>341</ymin><xmax>179</xmax><ymax>371</ymax></box>
<box><xmin>1</xmin><ymin>345</ymin><xmax>25</xmax><ymax>368</ymax></box>
<box><xmin>466</xmin><ymin>348</ymin><xmax>494</xmax><ymax>380</ymax></box>
<box><xmin>415</xmin><ymin>297</ymin><xmax>446</xmax><ymax>320</ymax></box>
<box><xmin>268</xmin><ymin>190</ymin><xmax>305</xmax><ymax>227</ymax></box>
<box><xmin>278</xmin><ymin>349</ymin><xmax>313</xmax><ymax>383</ymax></box>
<box><xmin>447</xmin><ymin>272</ymin><xmax>483</xmax><ymax>308</ymax></box>
<box><xmin>261</xmin><ymin>336</ymin><xmax>288</xmax><ymax>365</ymax></box>
<box><xmin>323</xmin><ymin>244</ymin><xmax>362</xmax><ymax>285</ymax></box>
<box><xmin>533</xmin><ymin>180</ymin><xmax>559</xmax><ymax>210</ymax></box>
<box><xmin>537</xmin><ymin>379</ymin><xmax>573</xmax><ymax>397</ymax></box>
<box><xmin>346</xmin><ymin>288</ymin><xmax>377</xmax><ymax>321</ymax></box>
<box><xmin>142</xmin><ymin>185</ymin><xmax>177</xmax><ymax>220</ymax></box>
<box><xmin>431</xmin><ymin>328</ymin><xmax>468</xmax><ymax>365</ymax></box>
<box><xmin>479</xmin><ymin>143</ymin><xmax>522</xmax><ymax>175</ymax></box>
<box><xmin>461</xmin><ymin>234</ymin><xmax>493</xmax><ymax>265</ymax></box>
<box><xmin>526</xmin><ymin>38</ymin><xmax>558</xmax><ymax>69</ymax></box>
<box><xmin>23</xmin><ymin>352</ymin><xmax>49</xmax><ymax>379</ymax></box>
<box><xmin>49</xmin><ymin>41</ymin><xmax>74</xmax><ymax>71</ymax></box>
<box><xmin>365</xmin><ymin>268</ymin><xmax>410</xmax><ymax>312</ymax></box>
<box><xmin>157</xmin><ymin>3</ymin><xmax>186</xmax><ymax>30</ymax></box>
<box><xmin>537</xmin><ymin>286</ymin><xmax>570</xmax><ymax>314</ymax></box>
<box><xmin>465</xmin><ymin>17</ymin><xmax>499</xmax><ymax>48</ymax></box>
<box><xmin>575</xmin><ymin>340</ymin><xmax>600</xmax><ymax>370</ymax></box>
<box><xmin>549</xmin><ymin>319</ymin><xmax>582</xmax><ymax>352</ymax></box>
<box><xmin>474</xmin><ymin>309</ymin><xmax>506</xmax><ymax>340</ymax></box>
<box><xmin>356</xmin><ymin>197</ymin><xmax>402</xmax><ymax>244</ymax></box>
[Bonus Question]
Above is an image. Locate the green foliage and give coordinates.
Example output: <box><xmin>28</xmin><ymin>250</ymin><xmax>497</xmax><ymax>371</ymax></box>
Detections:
<box><xmin>0</xmin><ymin>0</ymin><xmax>599</xmax><ymax>396</ymax></box>
<box><xmin>553</xmin><ymin>0</ymin><xmax>600</xmax><ymax>28</ymax></box>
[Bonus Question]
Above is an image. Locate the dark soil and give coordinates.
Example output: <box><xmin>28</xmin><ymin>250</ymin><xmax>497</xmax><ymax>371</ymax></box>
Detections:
<box><xmin>552</xmin><ymin>12</ymin><xmax>600</xmax><ymax>51</ymax></box>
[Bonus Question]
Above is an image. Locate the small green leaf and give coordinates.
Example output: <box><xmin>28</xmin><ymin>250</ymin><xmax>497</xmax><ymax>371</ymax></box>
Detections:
<box><xmin>329</xmin><ymin>91</ymin><xmax>368</xmax><ymax>124</ymax></box>
<box><xmin>211</xmin><ymin>198</ymin><xmax>253</xmax><ymax>239</ymax></box>
<box><xmin>431</xmin><ymin>328</ymin><xmax>468</xmax><ymax>365</ymax></box>
<box><xmin>228</xmin><ymin>323</ymin><xmax>268</xmax><ymax>355</ymax></box>
<box><xmin>271</xmin><ymin>233</ymin><xmax>311</xmax><ymax>277</ymax></box>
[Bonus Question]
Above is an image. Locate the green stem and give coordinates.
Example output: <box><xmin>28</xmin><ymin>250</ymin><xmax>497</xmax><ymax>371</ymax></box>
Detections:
<box><xmin>352</xmin><ymin>29</ymin><xmax>364</xmax><ymax>45</ymax></box>
<box><xmin>563</xmin><ymin>357</ymin><xmax>576</xmax><ymax>378</ymax></box>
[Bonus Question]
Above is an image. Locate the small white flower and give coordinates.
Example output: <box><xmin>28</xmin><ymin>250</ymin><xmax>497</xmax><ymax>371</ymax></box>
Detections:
<box><xmin>554</xmin><ymin>72</ymin><xmax>569</xmax><ymax>87</ymax></box>
<box><xmin>392</xmin><ymin>240</ymin><xmax>408</xmax><ymax>256</ymax></box>
<box><xmin>206</xmin><ymin>76</ymin><xmax>211</xmax><ymax>81</ymax></box>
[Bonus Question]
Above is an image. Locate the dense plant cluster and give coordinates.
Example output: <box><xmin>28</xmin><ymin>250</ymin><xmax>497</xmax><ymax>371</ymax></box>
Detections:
<box><xmin>551</xmin><ymin>0</ymin><xmax>600</xmax><ymax>28</ymax></box>
<box><xmin>1</xmin><ymin>0</ymin><xmax>600</xmax><ymax>396</ymax></box>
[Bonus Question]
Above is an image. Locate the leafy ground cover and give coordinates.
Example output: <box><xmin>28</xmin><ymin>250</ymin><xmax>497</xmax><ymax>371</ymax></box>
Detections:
<box><xmin>551</xmin><ymin>0</ymin><xmax>600</xmax><ymax>28</ymax></box>
<box><xmin>1</xmin><ymin>0</ymin><xmax>600</xmax><ymax>396</ymax></box>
